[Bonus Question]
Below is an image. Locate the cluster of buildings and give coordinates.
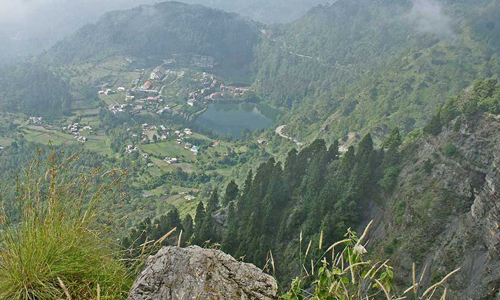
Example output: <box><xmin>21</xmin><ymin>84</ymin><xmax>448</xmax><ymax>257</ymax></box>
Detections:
<box><xmin>98</xmin><ymin>89</ymin><xmax>116</xmax><ymax>95</ymax></box>
<box><xmin>150</xmin><ymin>66</ymin><xmax>167</xmax><ymax>80</ymax></box>
<box><xmin>109</xmin><ymin>103</ymin><xmax>130</xmax><ymax>115</ymax></box>
<box><xmin>26</xmin><ymin>117</ymin><xmax>43</xmax><ymax>125</ymax></box>
<box><xmin>126</xmin><ymin>145</ymin><xmax>138</xmax><ymax>154</ymax></box>
<box><xmin>185</xmin><ymin>72</ymin><xmax>252</xmax><ymax>107</ymax></box>
<box><xmin>164</xmin><ymin>157</ymin><xmax>178</xmax><ymax>164</ymax></box>
<box><xmin>62</xmin><ymin>123</ymin><xmax>92</xmax><ymax>143</ymax></box>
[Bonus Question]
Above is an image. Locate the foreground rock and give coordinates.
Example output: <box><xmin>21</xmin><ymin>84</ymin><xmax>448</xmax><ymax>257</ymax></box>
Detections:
<box><xmin>128</xmin><ymin>246</ymin><xmax>278</xmax><ymax>300</ymax></box>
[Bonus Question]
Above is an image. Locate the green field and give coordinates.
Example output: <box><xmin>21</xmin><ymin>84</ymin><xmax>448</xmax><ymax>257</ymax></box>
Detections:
<box><xmin>141</xmin><ymin>142</ymin><xmax>194</xmax><ymax>159</ymax></box>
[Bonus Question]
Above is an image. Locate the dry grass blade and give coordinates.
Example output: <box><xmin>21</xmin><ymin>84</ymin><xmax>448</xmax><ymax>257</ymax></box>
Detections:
<box><xmin>305</xmin><ymin>240</ymin><xmax>312</xmax><ymax>257</ymax></box>
<box><xmin>319</xmin><ymin>230</ymin><xmax>323</xmax><ymax>250</ymax></box>
<box><xmin>374</xmin><ymin>279</ymin><xmax>391</xmax><ymax>300</ymax></box>
<box><xmin>355</xmin><ymin>220</ymin><xmax>373</xmax><ymax>248</ymax></box>
<box><xmin>421</xmin><ymin>268</ymin><xmax>460</xmax><ymax>298</ymax></box>
<box><xmin>440</xmin><ymin>288</ymin><xmax>447</xmax><ymax>300</ymax></box>
<box><xmin>97</xmin><ymin>283</ymin><xmax>101</xmax><ymax>300</ymax></box>
<box><xmin>344</xmin><ymin>261</ymin><xmax>370</xmax><ymax>272</ymax></box>
<box><xmin>177</xmin><ymin>230</ymin><xmax>183</xmax><ymax>247</ymax></box>
<box><xmin>153</xmin><ymin>227</ymin><xmax>177</xmax><ymax>247</ymax></box>
<box><xmin>57</xmin><ymin>277</ymin><xmax>72</xmax><ymax>300</ymax></box>
<box><xmin>370</xmin><ymin>260</ymin><xmax>390</xmax><ymax>280</ymax></box>
<box><xmin>270</xmin><ymin>251</ymin><xmax>275</xmax><ymax>275</ymax></box>
<box><xmin>413</xmin><ymin>263</ymin><xmax>417</xmax><ymax>296</ymax></box>
<box><xmin>326</xmin><ymin>239</ymin><xmax>350</xmax><ymax>253</ymax></box>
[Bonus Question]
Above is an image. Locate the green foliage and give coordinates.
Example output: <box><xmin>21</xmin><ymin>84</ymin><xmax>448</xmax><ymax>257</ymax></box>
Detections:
<box><xmin>281</xmin><ymin>224</ymin><xmax>457</xmax><ymax>300</ymax></box>
<box><xmin>43</xmin><ymin>2</ymin><xmax>260</xmax><ymax>71</ymax></box>
<box><xmin>424</xmin><ymin>110</ymin><xmax>442</xmax><ymax>136</ymax></box>
<box><xmin>442</xmin><ymin>142</ymin><xmax>458</xmax><ymax>158</ymax></box>
<box><xmin>0</xmin><ymin>153</ymin><xmax>130</xmax><ymax>300</ymax></box>
<box><xmin>441</xmin><ymin>78</ymin><xmax>500</xmax><ymax>123</ymax></box>
<box><xmin>0</xmin><ymin>63</ymin><xmax>72</xmax><ymax>117</ymax></box>
<box><xmin>222</xmin><ymin>180</ymin><xmax>239</xmax><ymax>206</ymax></box>
<box><xmin>382</xmin><ymin>127</ymin><xmax>402</xmax><ymax>150</ymax></box>
<box><xmin>253</xmin><ymin>0</ymin><xmax>500</xmax><ymax>141</ymax></box>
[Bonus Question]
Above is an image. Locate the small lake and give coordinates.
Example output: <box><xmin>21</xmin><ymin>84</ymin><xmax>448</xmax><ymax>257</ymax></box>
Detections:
<box><xmin>195</xmin><ymin>103</ymin><xmax>277</xmax><ymax>138</ymax></box>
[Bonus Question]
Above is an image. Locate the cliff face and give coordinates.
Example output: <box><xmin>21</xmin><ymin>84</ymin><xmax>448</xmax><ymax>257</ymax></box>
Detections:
<box><xmin>370</xmin><ymin>112</ymin><xmax>500</xmax><ymax>299</ymax></box>
<box><xmin>128</xmin><ymin>246</ymin><xmax>278</xmax><ymax>300</ymax></box>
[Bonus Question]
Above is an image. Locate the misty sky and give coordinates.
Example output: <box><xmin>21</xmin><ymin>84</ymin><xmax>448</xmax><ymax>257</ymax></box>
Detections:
<box><xmin>0</xmin><ymin>0</ymin><xmax>454</xmax><ymax>58</ymax></box>
<box><xmin>0</xmin><ymin>0</ymin><xmax>330</xmax><ymax>50</ymax></box>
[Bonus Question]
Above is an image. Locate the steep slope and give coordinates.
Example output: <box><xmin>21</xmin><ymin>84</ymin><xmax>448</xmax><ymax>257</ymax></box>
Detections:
<box><xmin>42</xmin><ymin>2</ymin><xmax>261</xmax><ymax>70</ymax></box>
<box><xmin>370</xmin><ymin>81</ymin><xmax>500</xmax><ymax>299</ymax></box>
<box><xmin>253</xmin><ymin>0</ymin><xmax>500</xmax><ymax>143</ymax></box>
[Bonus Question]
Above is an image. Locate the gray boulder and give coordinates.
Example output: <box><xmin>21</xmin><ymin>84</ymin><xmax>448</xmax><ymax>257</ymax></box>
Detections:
<box><xmin>128</xmin><ymin>246</ymin><xmax>278</xmax><ymax>300</ymax></box>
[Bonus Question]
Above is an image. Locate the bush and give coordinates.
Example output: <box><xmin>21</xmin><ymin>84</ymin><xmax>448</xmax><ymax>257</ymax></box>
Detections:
<box><xmin>442</xmin><ymin>142</ymin><xmax>458</xmax><ymax>157</ymax></box>
<box><xmin>0</xmin><ymin>152</ymin><xmax>131</xmax><ymax>299</ymax></box>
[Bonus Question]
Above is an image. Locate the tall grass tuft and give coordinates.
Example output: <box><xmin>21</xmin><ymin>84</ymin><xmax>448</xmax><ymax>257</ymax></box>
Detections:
<box><xmin>282</xmin><ymin>221</ymin><xmax>459</xmax><ymax>299</ymax></box>
<box><xmin>0</xmin><ymin>152</ymin><xmax>131</xmax><ymax>299</ymax></box>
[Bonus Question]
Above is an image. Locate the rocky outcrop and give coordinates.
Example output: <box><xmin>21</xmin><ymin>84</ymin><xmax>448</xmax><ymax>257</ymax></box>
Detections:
<box><xmin>369</xmin><ymin>113</ymin><xmax>500</xmax><ymax>300</ymax></box>
<box><xmin>128</xmin><ymin>246</ymin><xmax>278</xmax><ymax>300</ymax></box>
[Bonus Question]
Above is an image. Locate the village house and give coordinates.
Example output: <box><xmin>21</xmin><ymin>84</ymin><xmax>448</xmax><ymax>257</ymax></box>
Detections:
<box><xmin>190</xmin><ymin>145</ymin><xmax>200</xmax><ymax>155</ymax></box>
<box><xmin>142</xmin><ymin>81</ymin><xmax>152</xmax><ymax>90</ymax></box>
<box><xmin>164</xmin><ymin>157</ymin><xmax>178</xmax><ymax>164</ymax></box>
<box><xmin>27</xmin><ymin>117</ymin><xmax>43</xmax><ymax>125</ymax></box>
<box><xmin>117</xmin><ymin>87</ymin><xmax>126</xmax><ymax>92</ymax></box>
<box><xmin>126</xmin><ymin>145</ymin><xmax>137</xmax><ymax>153</ymax></box>
<box><xmin>184</xmin><ymin>195</ymin><xmax>196</xmax><ymax>201</ymax></box>
<box><xmin>184</xmin><ymin>128</ymin><xmax>193</xmax><ymax>135</ymax></box>
<box><xmin>77</xmin><ymin>136</ymin><xmax>88</xmax><ymax>143</ymax></box>
<box><xmin>142</xmin><ymin>153</ymin><xmax>149</xmax><ymax>159</ymax></box>
<box><xmin>187</xmin><ymin>99</ymin><xmax>195</xmax><ymax>106</ymax></box>
<box><xmin>150</xmin><ymin>66</ymin><xmax>167</xmax><ymax>80</ymax></box>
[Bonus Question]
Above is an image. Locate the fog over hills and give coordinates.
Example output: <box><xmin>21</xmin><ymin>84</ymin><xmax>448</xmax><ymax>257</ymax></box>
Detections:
<box><xmin>0</xmin><ymin>0</ymin><xmax>331</xmax><ymax>60</ymax></box>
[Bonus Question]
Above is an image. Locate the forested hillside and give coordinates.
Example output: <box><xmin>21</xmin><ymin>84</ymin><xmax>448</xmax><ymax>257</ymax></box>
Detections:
<box><xmin>253</xmin><ymin>0</ymin><xmax>500</xmax><ymax>143</ymax></box>
<box><xmin>124</xmin><ymin>79</ymin><xmax>500</xmax><ymax>297</ymax></box>
<box><xmin>42</xmin><ymin>2</ymin><xmax>261</xmax><ymax>71</ymax></box>
<box><xmin>0</xmin><ymin>64</ymin><xmax>72</xmax><ymax>117</ymax></box>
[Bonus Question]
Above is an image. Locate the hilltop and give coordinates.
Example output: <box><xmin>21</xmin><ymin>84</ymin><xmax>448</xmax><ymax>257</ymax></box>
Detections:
<box><xmin>42</xmin><ymin>2</ymin><xmax>261</xmax><ymax>71</ymax></box>
<box><xmin>253</xmin><ymin>0</ymin><xmax>500</xmax><ymax>144</ymax></box>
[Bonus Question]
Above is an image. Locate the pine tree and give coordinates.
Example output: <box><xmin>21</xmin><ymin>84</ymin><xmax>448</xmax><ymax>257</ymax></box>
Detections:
<box><xmin>207</xmin><ymin>188</ymin><xmax>219</xmax><ymax>213</ymax></box>
<box><xmin>222</xmin><ymin>180</ymin><xmax>239</xmax><ymax>206</ymax></box>
<box><xmin>222</xmin><ymin>202</ymin><xmax>238</xmax><ymax>254</ymax></box>
<box><xmin>424</xmin><ymin>110</ymin><xmax>442</xmax><ymax>136</ymax></box>
<box><xmin>382</xmin><ymin>127</ymin><xmax>402</xmax><ymax>149</ymax></box>
<box><xmin>182</xmin><ymin>214</ymin><xmax>194</xmax><ymax>245</ymax></box>
<box><xmin>193</xmin><ymin>202</ymin><xmax>206</xmax><ymax>244</ymax></box>
<box><xmin>327</xmin><ymin>140</ymin><xmax>340</xmax><ymax>163</ymax></box>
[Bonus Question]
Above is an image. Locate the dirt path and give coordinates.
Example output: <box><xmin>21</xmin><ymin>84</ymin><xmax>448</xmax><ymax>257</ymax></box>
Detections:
<box><xmin>276</xmin><ymin>125</ymin><xmax>302</xmax><ymax>146</ymax></box>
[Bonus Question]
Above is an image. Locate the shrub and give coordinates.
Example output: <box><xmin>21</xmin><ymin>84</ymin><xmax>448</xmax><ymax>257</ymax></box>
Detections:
<box><xmin>0</xmin><ymin>152</ymin><xmax>131</xmax><ymax>299</ymax></box>
<box><xmin>442</xmin><ymin>142</ymin><xmax>458</xmax><ymax>157</ymax></box>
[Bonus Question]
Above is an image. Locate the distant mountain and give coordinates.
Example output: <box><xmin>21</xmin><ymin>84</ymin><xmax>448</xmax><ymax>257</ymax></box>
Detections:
<box><xmin>253</xmin><ymin>0</ymin><xmax>500</xmax><ymax>143</ymax></box>
<box><xmin>42</xmin><ymin>2</ymin><xmax>261</xmax><ymax>70</ymax></box>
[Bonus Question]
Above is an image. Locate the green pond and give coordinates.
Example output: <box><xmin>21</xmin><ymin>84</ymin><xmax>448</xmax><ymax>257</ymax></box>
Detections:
<box><xmin>195</xmin><ymin>103</ymin><xmax>277</xmax><ymax>138</ymax></box>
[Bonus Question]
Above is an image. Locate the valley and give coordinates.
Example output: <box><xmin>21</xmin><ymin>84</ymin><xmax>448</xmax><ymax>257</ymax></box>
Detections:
<box><xmin>0</xmin><ymin>0</ymin><xmax>499</xmax><ymax>299</ymax></box>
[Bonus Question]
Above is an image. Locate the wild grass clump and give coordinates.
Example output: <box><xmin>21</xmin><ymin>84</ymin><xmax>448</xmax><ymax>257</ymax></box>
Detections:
<box><xmin>0</xmin><ymin>152</ymin><xmax>131</xmax><ymax>300</ymax></box>
<box><xmin>281</xmin><ymin>221</ymin><xmax>459</xmax><ymax>299</ymax></box>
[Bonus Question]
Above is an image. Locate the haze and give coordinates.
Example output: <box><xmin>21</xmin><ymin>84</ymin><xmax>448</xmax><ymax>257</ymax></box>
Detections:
<box><xmin>0</xmin><ymin>0</ymin><xmax>332</xmax><ymax>60</ymax></box>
